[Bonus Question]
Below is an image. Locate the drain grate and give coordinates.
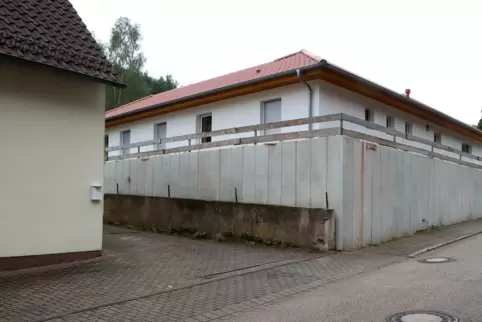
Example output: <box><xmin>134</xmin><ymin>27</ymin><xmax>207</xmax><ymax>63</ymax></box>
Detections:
<box><xmin>417</xmin><ymin>257</ymin><xmax>456</xmax><ymax>264</ymax></box>
<box><xmin>386</xmin><ymin>310</ymin><xmax>458</xmax><ymax>322</ymax></box>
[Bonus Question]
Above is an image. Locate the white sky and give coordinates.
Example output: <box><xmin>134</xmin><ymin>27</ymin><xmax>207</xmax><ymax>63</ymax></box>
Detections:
<box><xmin>71</xmin><ymin>0</ymin><xmax>482</xmax><ymax>125</ymax></box>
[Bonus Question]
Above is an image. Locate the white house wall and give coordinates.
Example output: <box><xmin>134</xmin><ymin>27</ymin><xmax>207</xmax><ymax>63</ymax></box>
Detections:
<box><xmin>317</xmin><ymin>80</ymin><xmax>482</xmax><ymax>160</ymax></box>
<box><xmin>108</xmin><ymin>78</ymin><xmax>481</xmax><ymax>164</ymax></box>
<box><xmin>0</xmin><ymin>59</ymin><xmax>104</xmax><ymax>258</ymax></box>
<box><xmin>107</xmin><ymin>82</ymin><xmax>318</xmax><ymax>156</ymax></box>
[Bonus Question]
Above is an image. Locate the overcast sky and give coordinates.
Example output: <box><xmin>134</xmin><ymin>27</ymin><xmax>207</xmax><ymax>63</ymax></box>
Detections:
<box><xmin>71</xmin><ymin>0</ymin><xmax>482</xmax><ymax>125</ymax></box>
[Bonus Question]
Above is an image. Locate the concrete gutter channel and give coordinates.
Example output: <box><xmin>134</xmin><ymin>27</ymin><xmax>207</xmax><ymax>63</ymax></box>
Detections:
<box><xmin>408</xmin><ymin>230</ymin><xmax>482</xmax><ymax>258</ymax></box>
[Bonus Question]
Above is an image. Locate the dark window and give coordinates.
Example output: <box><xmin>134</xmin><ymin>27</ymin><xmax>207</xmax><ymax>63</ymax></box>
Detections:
<box><xmin>386</xmin><ymin>116</ymin><xmax>394</xmax><ymax>128</ymax></box>
<box><xmin>199</xmin><ymin>114</ymin><xmax>212</xmax><ymax>143</ymax></box>
<box><xmin>154</xmin><ymin>123</ymin><xmax>167</xmax><ymax>150</ymax></box>
<box><xmin>434</xmin><ymin>133</ymin><xmax>442</xmax><ymax>144</ymax></box>
<box><xmin>405</xmin><ymin>122</ymin><xmax>412</xmax><ymax>135</ymax></box>
<box><xmin>462</xmin><ymin>143</ymin><xmax>472</xmax><ymax>154</ymax></box>
<box><xmin>104</xmin><ymin>134</ymin><xmax>109</xmax><ymax>160</ymax></box>
<box><xmin>121</xmin><ymin>130</ymin><xmax>131</xmax><ymax>155</ymax></box>
<box><xmin>425</xmin><ymin>124</ymin><xmax>430</xmax><ymax>131</ymax></box>
<box><xmin>365</xmin><ymin>109</ymin><xmax>373</xmax><ymax>122</ymax></box>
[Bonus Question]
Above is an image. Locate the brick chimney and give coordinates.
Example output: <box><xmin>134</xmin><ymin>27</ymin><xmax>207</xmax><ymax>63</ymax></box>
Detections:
<box><xmin>405</xmin><ymin>89</ymin><xmax>411</xmax><ymax>98</ymax></box>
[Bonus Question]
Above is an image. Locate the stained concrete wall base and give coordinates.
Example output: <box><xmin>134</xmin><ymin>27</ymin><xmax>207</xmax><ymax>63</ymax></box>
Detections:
<box><xmin>104</xmin><ymin>194</ymin><xmax>335</xmax><ymax>249</ymax></box>
<box><xmin>0</xmin><ymin>250</ymin><xmax>101</xmax><ymax>272</ymax></box>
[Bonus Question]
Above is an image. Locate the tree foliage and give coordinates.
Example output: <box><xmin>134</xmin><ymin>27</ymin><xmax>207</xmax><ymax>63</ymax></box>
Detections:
<box><xmin>476</xmin><ymin>113</ymin><xmax>482</xmax><ymax>130</ymax></box>
<box><xmin>103</xmin><ymin>17</ymin><xmax>178</xmax><ymax>111</ymax></box>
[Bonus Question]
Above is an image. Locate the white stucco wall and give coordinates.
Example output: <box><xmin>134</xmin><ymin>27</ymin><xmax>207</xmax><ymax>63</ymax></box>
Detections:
<box><xmin>107</xmin><ymin>79</ymin><xmax>480</xmax><ymax>162</ymax></box>
<box><xmin>107</xmin><ymin>82</ymin><xmax>317</xmax><ymax>156</ymax></box>
<box><xmin>0</xmin><ymin>59</ymin><xmax>105</xmax><ymax>257</ymax></box>
<box><xmin>316</xmin><ymin>80</ymin><xmax>482</xmax><ymax>159</ymax></box>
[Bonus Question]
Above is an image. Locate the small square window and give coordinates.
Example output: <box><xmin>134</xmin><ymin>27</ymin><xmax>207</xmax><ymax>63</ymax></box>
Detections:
<box><xmin>405</xmin><ymin>122</ymin><xmax>412</xmax><ymax>135</ymax></box>
<box><xmin>434</xmin><ymin>133</ymin><xmax>442</xmax><ymax>144</ymax></box>
<box><xmin>425</xmin><ymin>124</ymin><xmax>430</xmax><ymax>131</ymax></box>
<box><xmin>386</xmin><ymin>116</ymin><xmax>394</xmax><ymax>128</ymax></box>
<box><xmin>365</xmin><ymin>109</ymin><xmax>373</xmax><ymax>122</ymax></box>
<box><xmin>462</xmin><ymin>143</ymin><xmax>472</xmax><ymax>154</ymax></box>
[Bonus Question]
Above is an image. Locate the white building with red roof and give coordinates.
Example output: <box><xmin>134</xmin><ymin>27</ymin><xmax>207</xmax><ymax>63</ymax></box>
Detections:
<box><xmin>104</xmin><ymin>49</ymin><xmax>482</xmax><ymax>250</ymax></box>
<box><xmin>105</xmin><ymin>49</ymin><xmax>482</xmax><ymax>160</ymax></box>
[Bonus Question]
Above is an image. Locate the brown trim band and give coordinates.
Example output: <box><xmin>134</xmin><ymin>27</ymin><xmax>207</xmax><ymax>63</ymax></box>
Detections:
<box><xmin>0</xmin><ymin>250</ymin><xmax>101</xmax><ymax>271</ymax></box>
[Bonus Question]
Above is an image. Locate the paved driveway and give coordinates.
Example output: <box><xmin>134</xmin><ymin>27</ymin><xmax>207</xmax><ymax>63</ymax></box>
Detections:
<box><xmin>0</xmin><ymin>226</ymin><xmax>318</xmax><ymax>322</ymax></box>
<box><xmin>1</xmin><ymin>221</ymin><xmax>480</xmax><ymax>322</ymax></box>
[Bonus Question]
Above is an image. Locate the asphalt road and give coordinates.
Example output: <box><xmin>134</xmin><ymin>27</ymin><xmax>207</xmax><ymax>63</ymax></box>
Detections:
<box><xmin>222</xmin><ymin>234</ymin><xmax>482</xmax><ymax>322</ymax></box>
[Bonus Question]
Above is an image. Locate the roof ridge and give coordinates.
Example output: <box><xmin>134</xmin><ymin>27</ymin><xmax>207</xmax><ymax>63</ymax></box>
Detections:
<box><xmin>300</xmin><ymin>49</ymin><xmax>323</xmax><ymax>63</ymax></box>
<box><xmin>273</xmin><ymin>50</ymin><xmax>302</xmax><ymax>62</ymax></box>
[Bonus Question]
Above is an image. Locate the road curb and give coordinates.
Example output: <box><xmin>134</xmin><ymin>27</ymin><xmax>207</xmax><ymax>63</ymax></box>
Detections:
<box><xmin>408</xmin><ymin>230</ymin><xmax>482</xmax><ymax>258</ymax></box>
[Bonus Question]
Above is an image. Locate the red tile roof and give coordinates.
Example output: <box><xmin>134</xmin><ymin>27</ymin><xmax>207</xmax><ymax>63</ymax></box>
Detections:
<box><xmin>0</xmin><ymin>0</ymin><xmax>120</xmax><ymax>86</ymax></box>
<box><xmin>105</xmin><ymin>50</ymin><xmax>322</xmax><ymax>119</ymax></box>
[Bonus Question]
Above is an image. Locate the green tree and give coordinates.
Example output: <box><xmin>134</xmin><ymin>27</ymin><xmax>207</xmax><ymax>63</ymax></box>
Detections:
<box><xmin>476</xmin><ymin>111</ymin><xmax>482</xmax><ymax>130</ymax></box>
<box><xmin>103</xmin><ymin>17</ymin><xmax>178</xmax><ymax>111</ymax></box>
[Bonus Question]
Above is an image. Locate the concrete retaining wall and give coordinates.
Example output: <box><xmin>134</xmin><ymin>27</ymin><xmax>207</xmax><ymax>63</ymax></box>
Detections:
<box><xmin>104</xmin><ymin>194</ymin><xmax>335</xmax><ymax>249</ymax></box>
<box><xmin>104</xmin><ymin>135</ymin><xmax>482</xmax><ymax>250</ymax></box>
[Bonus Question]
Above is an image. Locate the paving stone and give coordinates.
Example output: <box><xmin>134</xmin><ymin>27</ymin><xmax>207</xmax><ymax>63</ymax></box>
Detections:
<box><xmin>2</xmin><ymin>220</ymin><xmax>479</xmax><ymax>322</ymax></box>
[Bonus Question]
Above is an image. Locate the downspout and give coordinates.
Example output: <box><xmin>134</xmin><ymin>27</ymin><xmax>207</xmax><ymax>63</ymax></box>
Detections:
<box><xmin>296</xmin><ymin>69</ymin><xmax>313</xmax><ymax>130</ymax></box>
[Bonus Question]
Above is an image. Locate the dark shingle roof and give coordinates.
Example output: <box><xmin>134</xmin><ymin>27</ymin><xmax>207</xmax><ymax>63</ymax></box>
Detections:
<box><xmin>0</xmin><ymin>0</ymin><xmax>122</xmax><ymax>86</ymax></box>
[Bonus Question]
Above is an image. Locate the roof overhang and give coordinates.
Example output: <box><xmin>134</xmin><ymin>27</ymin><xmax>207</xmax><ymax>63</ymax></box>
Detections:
<box><xmin>106</xmin><ymin>62</ymin><xmax>482</xmax><ymax>143</ymax></box>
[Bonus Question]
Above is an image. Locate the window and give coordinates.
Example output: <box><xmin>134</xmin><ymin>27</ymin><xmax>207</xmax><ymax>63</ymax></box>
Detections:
<box><xmin>386</xmin><ymin>116</ymin><xmax>394</xmax><ymax>128</ymax></box>
<box><xmin>198</xmin><ymin>113</ymin><xmax>212</xmax><ymax>143</ymax></box>
<box><xmin>104</xmin><ymin>134</ymin><xmax>109</xmax><ymax>160</ymax></box>
<box><xmin>462</xmin><ymin>143</ymin><xmax>472</xmax><ymax>154</ymax></box>
<box><xmin>121</xmin><ymin>130</ymin><xmax>131</xmax><ymax>155</ymax></box>
<box><xmin>364</xmin><ymin>108</ymin><xmax>373</xmax><ymax>122</ymax></box>
<box><xmin>154</xmin><ymin>123</ymin><xmax>167</xmax><ymax>150</ymax></box>
<box><xmin>405</xmin><ymin>122</ymin><xmax>412</xmax><ymax>135</ymax></box>
<box><xmin>434</xmin><ymin>133</ymin><xmax>442</xmax><ymax>144</ymax></box>
<box><xmin>425</xmin><ymin>124</ymin><xmax>430</xmax><ymax>131</ymax></box>
<box><xmin>261</xmin><ymin>99</ymin><xmax>281</xmax><ymax>135</ymax></box>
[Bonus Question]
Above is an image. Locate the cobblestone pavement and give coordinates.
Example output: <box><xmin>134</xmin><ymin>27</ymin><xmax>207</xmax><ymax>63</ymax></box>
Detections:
<box><xmin>1</xmin><ymin>220</ymin><xmax>481</xmax><ymax>322</ymax></box>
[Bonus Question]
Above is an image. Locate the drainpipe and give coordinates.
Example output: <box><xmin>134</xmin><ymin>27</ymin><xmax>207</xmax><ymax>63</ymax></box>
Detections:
<box><xmin>296</xmin><ymin>69</ymin><xmax>313</xmax><ymax>130</ymax></box>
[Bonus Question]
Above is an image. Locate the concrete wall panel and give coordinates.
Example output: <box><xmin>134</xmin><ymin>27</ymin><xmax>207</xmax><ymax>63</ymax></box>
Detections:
<box><xmin>188</xmin><ymin>152</ymin><xmax>199</xmax><ymax>199</ymax></box>
<box><xmin>310</xmin><ymin>137</ymin><xmax>327</xmax><ymax>208</ymax></box>
<box><xmin>296</xmin><ymin>140</ymin><xmax>311</xmax><ymax>208</ymax></box>
<box><xmin>179</xmin><ymin>153</ymin><xmax>191</xmax><ymax>199</ymax></box>
<box><xmin>326</xmin><ymin>136</ymin><xmax>344</xmax><ymax>249</ymax></box>
<box><xmin>231</xmin><ymin>147</ymin><xmax>244</xmax><ymax>203</ymax></box>
<box><xmin>362</xmin><ymin>142</ymin><xmax>373</xmax><ymax>246</ymax></box>
<box><xmin>281</xmin><ymin>141</ymin><xmax>297</xmax><ymax>206</ymax></box>
<box><xmin>254</xmin><ymin>145</ymin><xmax>269</xmax><ymax>204</ymax></box>
<box><xmin>219</xmin><ymin>149</ymin><xmax>233</xmax><ymax>202</ymax></box>
<box><xmin>268</xmin><ymin>144</ymin><xmax>282</xmax><ymax>205</ymax></box>
<box><xmin>199</xmin><ymin>150</ymin><xmax>220</xmax><ymax>201</ymax></box>
<box><xmin>242</xmin><ymin>146</ymin><xmax>256</xmax><ymax>203</ymax></box>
